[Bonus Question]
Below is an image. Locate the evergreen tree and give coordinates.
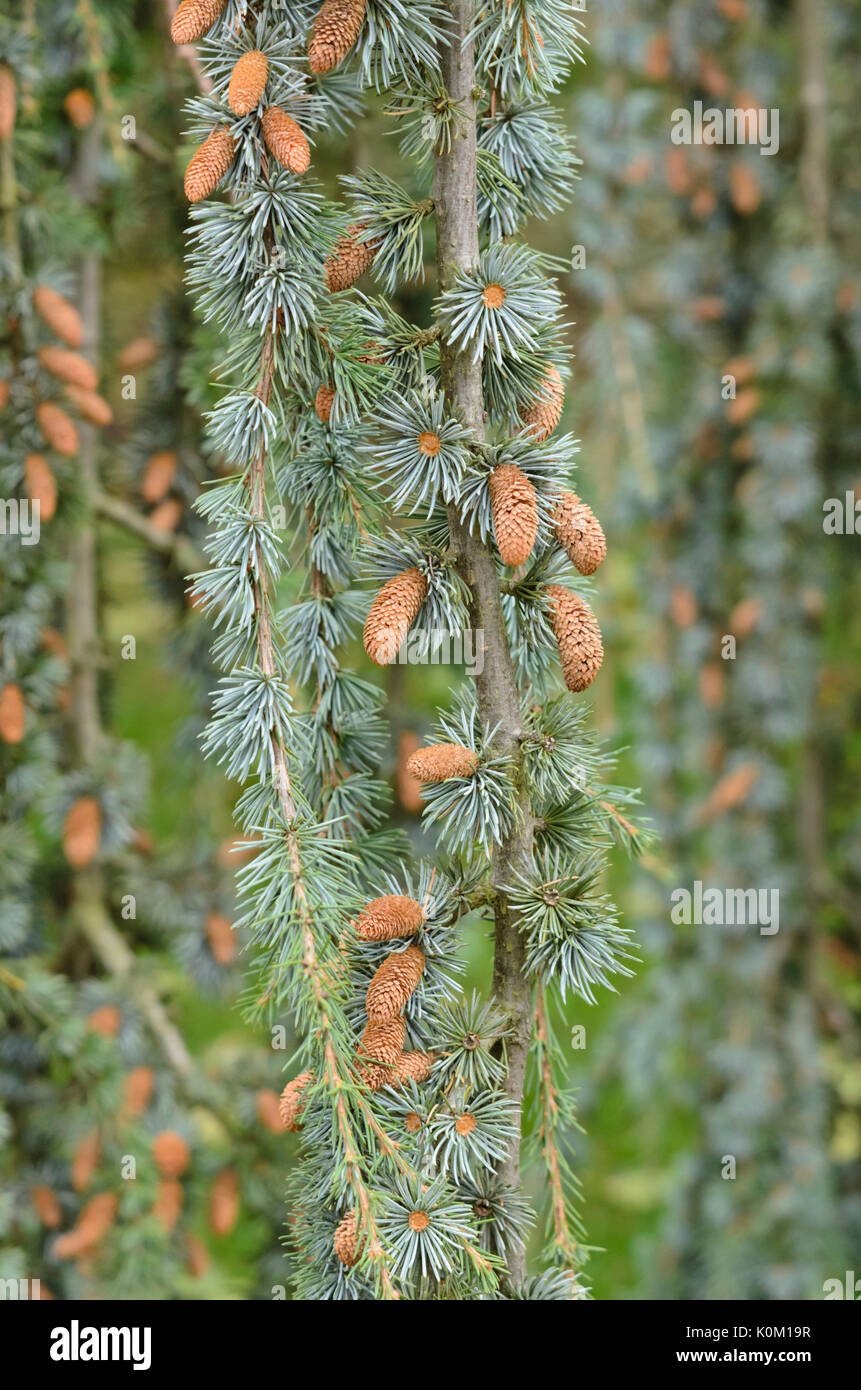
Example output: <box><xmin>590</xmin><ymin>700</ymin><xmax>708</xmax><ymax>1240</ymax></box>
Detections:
<box><xmin>177</xmin><ymin>0</ymin><xmax>646</xmax><ymax>1298</ymax></box>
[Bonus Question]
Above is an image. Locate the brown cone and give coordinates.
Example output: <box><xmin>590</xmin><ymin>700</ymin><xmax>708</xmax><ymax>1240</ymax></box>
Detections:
<box><xmin>552</xmin><ymin>490</ymin><xmax>606</xmax><ymax>575</ymax></box>
<box><xmin>63</xmin><ymin>89</ymin><xmax>95</xmax><ymax>130</ymax></box>
<box><xmin>54</xmin><ymin>1192</ymin><xmax>117</xmax><ymax>1259</ymax></box>
<box><xmin>24</xmin><ymin>454</ymin><xmax>57</xmax><ymax>522</ymax></box>
<box><xmin>32</xmin><ymin>1186</ymin><xmax>62</xmax><ymax>1228</ymax></box>
<box><xmin>153</xmin><ymin>1130</ymin><xmax>191</xmax><ymax>1179</ymax></box>
<box><xmin>396</xmin><ymin>731</ymin><xmax>424</xmax><ymax>813</ymax></box>
<box><xmin>152</xmin><ymin>1179</ymin><xmax>183</xmax><ymax>1233</ymax></box>
<box><xmin>308</xmin><ymin>0</ymin><xmax>367</xmax><ymax>74</ymax></box>
<box><xmin>87</xmin><ymin>1005</ymin><xmax>121</xmax><ymax>1038</ymax></box>
<box><xmin>407</xmin><ymin>742</ymin><xmax>479</xmax><ymax>783</ymax></box>
<box><xmin>358</xmin><ymin>1016</ymin><xmax>407</xmax><ymax>1066</ymax></box>
<box><xmin>333</xmin><ymin>1208</ymin><xmax>359</xmax><ymax>1266</ymax></box>
<box><xmin>315</xmin><ymin>383</ymin><xmax>335</xmax><ymax>422</ymax></box>
<box><xmin>518</xmin><ymin>364</ymin><xmax>564</xmax><ymax>441</ymax></box>
<box><xmin>261</xmin><ymin>106</ymin><xmax>310</xmax><ymax>174</ymax></box>
<box><xmin>33</xmin><ymin>286</ymin><xmax>83</xmax><ymax>348</ymax></box>
<box><xmin>489</xmin><ymin>463</ymin><xmax>538</xmax><ymax>566</ymax></box>
<box><xmin>0</xmin><ymin>380</ymin><xmax>8</xmax><ymax>409</ymax></box>
<box><xmin>72</xmin><ymin>1130</ymin><xmax>101</xmax><ymax>1192</ymax></box>
<box><xmin>324</xmin><ymin>222</ymin><xmax>378</xmax><ymax>291</ymax></box>
<box><xmin>36</xmin><ymin>401</ymin><xmax>78</xmax><ymax>457</ymax></box>
<box><xmin>205</xmin><ymin>910</ymin><xmax>235</xmax><ymax>964</ymax></box>
<box><xmin>63</xmin><ymin>796</ymin><xmax>102</xmax><ymax>868</ymax></box>
<box><xmin>65</xmin><ymin>385</ymin><xmax>113</xmax><ymax>428</ymax></box>
<box><xmin>228</xmin><ymin>49</ymin><xmax>268</xmax><ymax>115</ymax></box>
<box><xmin>149</xmin><ymin>497</ymin><xmax>183</xmax><ymax>531</ymax></box>
<box><xmin>363</xmin><ymin>567</ymin><xmax>428</xmax><ymax>666</ymax></box>
<box><xmin>256</xmin><ymin>1088</ymin><xmax>286</xmax><ymax>1134</ymax></box>
<box><xmin>0</xmin><ymin>65</ymin><xmax>15</xmax><ymax>141</ymax></box>
<box><xmin>141</xmin><ymin>450</ymin><xmax>177</xmax><ymax>502</ymax></box>
<box><xmin>119</xmin><ymin>336</ymin><xmax>158</xmax><ymax>371</ymax></box>
<box><xmin>184</xmin><ymin>127</ymin><xmax>235</xmax><ymax>203</ymax></box>
<box><xmin>121</xmin><ymin>1066</ymin><xmax>154</xmax><ymax>1120</ymax></box>
<box><xmin>545</xmin><ymin>585</ymin><xmax>604</xmax><ymax>693</ymax></box>
<box><xmin>170</xmin><ymin>0</ymin><xmax>227</xmax><ymax>44</ymax></box>
<box><xmin>0</xmin><ymin>683</ymin><xmax>26</xmax><ymax>743</ymax></box>
<box><xmin>394</xmin><ymin>1050</ymin><xmax>435</xmax><ymax>1085</ymax></box>
<box><xmin>279</xmin><ymin>1071</ymin><xmax>313</xmax><ymax>1132</ymax></box>
<box><xmin>209</xmin><ymin>1168</ymin><xmax>239</xmax><ymax>1236</ymax></box>
<box><xmin>354</xmin><ymin>894</ymin><xmax>425</xmax><ymax>942</ymax></box>
<box><xmin>37</xmin><ymin>346</ymin><xmax>97</xmax><ymax>391</ymax></box>
<box><xmin>365</xmin><ymin>944</ymin><xmax>425</xmax><ymax>1023</ymax></box>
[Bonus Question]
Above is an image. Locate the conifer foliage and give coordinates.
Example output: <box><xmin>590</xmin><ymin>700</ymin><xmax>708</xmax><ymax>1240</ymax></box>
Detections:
<box><xmin>178</xmin><ymin>0</ymin><xmax>646</xmax><ymax>1299</ymax></box>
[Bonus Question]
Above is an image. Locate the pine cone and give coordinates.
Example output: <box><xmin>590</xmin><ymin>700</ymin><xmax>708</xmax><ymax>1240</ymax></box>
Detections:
<box><xmin>363</xmin><ymin>567</ymin><xmax>428</xmax><ymax>666</ymax></box>
<box><xmin>209</xmin><ymin>1168</ymin><xmax>239</xmax><ymax>1236</ymax></box>
<box><xmin>315</xmin><ymin>383</ymin><xmax>335</xmax><ymax>422</ymax></box>
<box><xmin>518</xmin><ymin>363</ymin><xmax>564</xmax><ymax>441</ymax></box>
<box><xmin>121</xmin><ymin>1066</ymin><xmax>154</xmax><ymax>1121</ymax></box>
<box><xmin>184</xmin><ymin>127</ymin><xmax>235</xmax><ymax>203</ymax></box>
<box><xmin>396</xmin><ymin>731</ymin><xmax>424</xmax><ymax>813</ymax></box>
<box><xmin>24</xmin><ymin>454</ymin><xmax>57</xmax><ymax>522</ymax></box>
<box><xmin>489</xmin><ymin>463</ymin><xmax>538</xmax><ymax>567</ymax></box>
<box><xmin>63</xmin><ymin>796</ymin><xmax>102</xmax><ymax>868</ymax></box>
<box><xmin>205</xmin><ymin>910</ymin><xmax>235</xmax><ymax>964</ymax></box>
<box><xmin>333</xmin><ymin>1208</ymin><xmax>359</xmax><ymax>1266</ymax></box>
<box><xmin>552</xmin><ymin>491</ymin><xmax>606</xmax><ymax>575</ymax></box>
<box><xmin>87</xmin><ymin>1005</ymin><xmax>121</xmax><ymax>1038</ymax></box>
<box><xmin>228</xmin><ymin>49</ymin><xmax>268</xmax><ymax>115</ymax></box>
<box><xmin>33</xmin><ymin>286</ymin><xmax>83</xmax><ymax>348</ymax></box>
<box><xmin>141</xmin><ymin>450</ymin><xmax>177</xmax><ymax>502</ymax></box>
<box><xmin>394</xmin><ymin>1050</ymin><xmax>435</xmax><ymax>1085</ymax></box>
<box><xmin>354</xmin><ymin>894</ymin><xmax>426</xmax><ymax>942</ymax></box>
<box><xmin>72</xmin><ymin>1130</ymin><xmax>101</xmax><ymax>1192</ymax></box>
<box><xmin>65</xmin><ymin>384</ymin><xmax>113</xmax><ymax>428</ymax></box>
<box><xmin>119</xmin><ymin>336</ymin><xmax>158</xmax><ymax>371</ymax></box>
<box><xmin>153</xmin><ymin>1130</ymin><xmax>191</xmax><ymax>1179</ymax></box>
<box><xmin>0</xmin><ymin>64</ymin><xmax>15</xmax><ymax>141</ymax></box>
<box><xmin>0</xmin><ymin>379</ymin><xmax>9</xmax><ymax>409</ymax></box>
<box><xmin>545</xmin><ymin>584</ymin><xmax>603</xmax><ymax>693</ymax></box>
<box><xmin>256</xmin><ymin>1088</ymin><xmax>286</xmax><ymax>1134</ymax></box>
<box><xmin>152</xmin><ymin>1179</ymin><xmax>184</xmax><ymax>1233</ymax></box>
<box><xmin>407</xmin><ymin>742</ymin><xmax>479</xmax><ymax>783</ymax></box>
<box><xmin>308</xmin><ymin>0</ymin><xmax>367</xmax><ymax>74</ymax></box>
<box><xmin>279</xmin><ymin>1071</ymin><xmax>313</xmax><ymax>1131</ymax></box>
<box><xmin>37</xmin><ymin>346</ymin><xmax>97</xmax><ymax>392</ymax></box>
<box><xmin>54</xmin><ymin>1193</ymin><xmax>117</xmax><ymax>1259</ymax></box>
<box><xmin>31</xmin><ymin>1186</ymin><xmax>62</xmax><ymax>1228</ymax></box>
<box><xmin>365</xmin><ymin>944</ymin><xmax>425</xmax><ymax>1023</ymax></box>
<box><xmin>63</xmin><ymin>89</ymin><xmax>95</xmax><ymax>130</ymax></box>
<box><xmin>0</xmin><ymin>683</ymin><xmax>26</xmax><ymax>743</ymax></box>
<box><xmin>324</xmin><ymin>223</ymin><xmax>378</xmax><ymax>291</ymax></box>
<box><xmin>261</xmin><ymin>106</ymin><xmax>310</xmax><ymax>174</ymax></box>
<box><xmin>36</xmin><ymin>401</ymin><xmax>79</xmax><ymax>456</ymax></box>
<box><xmin>149</xmin><ymin>497</ymin><xmax>183</xmax><ymax>531</ymax></box>
<box><xmin>358</xmin><ymin>1016</ymin><xmax>407</xmax><ymax>1066</ymax></box>
<box><xmin>170</xmin><ymin>0</ymin><xmax>226</xmax><ymax>44</ymax></box>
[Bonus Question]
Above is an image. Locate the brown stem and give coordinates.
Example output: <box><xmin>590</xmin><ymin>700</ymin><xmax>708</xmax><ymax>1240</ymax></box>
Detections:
<box><xmin>433</xmin><ymin>0</ymin><xmax>533</xmax><ymax>1288</ymax></box>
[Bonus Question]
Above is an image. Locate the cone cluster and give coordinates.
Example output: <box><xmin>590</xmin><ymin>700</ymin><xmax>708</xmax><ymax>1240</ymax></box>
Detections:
<box><xmin>262</xmin><ymin>106</ymin><xmax>311</xmax><ymax>174</ymax></box>
<box><xmin>552</xmin><ymin>490</ymin><xmax>607</xmax><ymax>575</ymax></box>
<box><xmin>545</xmin><ymin>584</ymin><xmax>604</xmax><ymax>692</ymax></box>
<box><xmin>353</xmin><ymin>894</ymin><xmax>426</xmax><ymax>941</ymax></box>
<box><xmin>407</xmin><ymin>742</ymin><xmax>479</xmax><ymax>783</ymax></box>
<box><xmin>518</xmin><ymin>363</ymin><xmax>564</xmax><ymax>441</ymax></box>
<box><xmin>325</xmin><ymin>223</ymin><xmax>378</xmax><ymax>291</ymax></box>
<box><xmin>308</xmin><ymin>0</ymin><xmax>367</xmax><ymax>75</ymax></box>
<box><xmin>366</xmin><ymin>944</ymin><xmax>425</xmax><ymax>1024</ymax></box>
<box><xmin>489</xmin><ymin>463</ymin><xmax>538</xmax><ymax>567</ymax></box>
<box><xmin>363</xmin><ymin>566</ymin><xmax>428</xmax><ymax>666</ymax></box>
<box><xmin>170</xmin><ymin>0</ymin><xmax>226</xmax><ymax>44</ymax></box>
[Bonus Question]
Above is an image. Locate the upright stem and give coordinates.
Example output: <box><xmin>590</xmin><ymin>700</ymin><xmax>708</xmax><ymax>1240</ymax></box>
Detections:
<box><xmin>433</xmin><ymin>0</ymin><xmax>533</xmax><ymax>1286</ymax></box>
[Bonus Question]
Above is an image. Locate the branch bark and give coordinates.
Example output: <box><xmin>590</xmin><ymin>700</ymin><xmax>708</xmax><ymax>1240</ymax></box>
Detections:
<box><xmin>433</xmin><ymin>0</ymin><xmax>533</xmax><ymax>1287</ymax></box>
